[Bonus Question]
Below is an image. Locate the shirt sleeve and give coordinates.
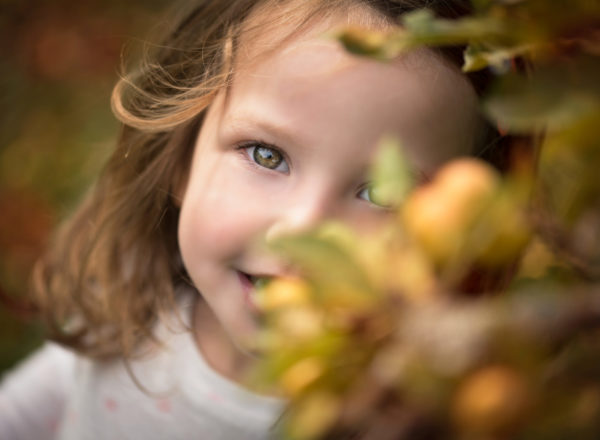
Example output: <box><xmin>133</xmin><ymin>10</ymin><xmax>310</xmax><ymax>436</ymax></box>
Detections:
<box><xmin>0</xmin><ymin>342</ymin><xmax>76</xmax><ymax>440</ymax></box>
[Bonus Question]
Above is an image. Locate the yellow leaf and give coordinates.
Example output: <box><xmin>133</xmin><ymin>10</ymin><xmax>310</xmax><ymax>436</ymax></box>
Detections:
<box><xmin>272</xmin><ymin>306</ymin><xmax>323</xmax><ymax>341</ymax></box>
<box><xmin>256</xmin><ymin>277</ymin><xmax>311</xmax><ymax>312</ymax></box>
<box><xmin>287</xmin><ymin>392</ymin><xmax>341</xmax><ymax>440</ymax></box>
<box><xmin>280</xmin><ymin>357</ymin><xmax>324</xmax><ymax>397</ymax></box>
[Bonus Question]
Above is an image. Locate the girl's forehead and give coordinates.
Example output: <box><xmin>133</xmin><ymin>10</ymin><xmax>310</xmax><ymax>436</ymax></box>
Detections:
<box><xmin>232</xmin><ymin>1</ymin><xmax>469</xmax><ymax>95</ymax></box>
<box><xmin>236</xmin><ymin>1</ymin><xmax>394</xmax><ymax>69</ymax></box>
<box><xmin>231</xmin><ymin>4</ymin><xmax>474</xmax><ymax>111</ymax></box>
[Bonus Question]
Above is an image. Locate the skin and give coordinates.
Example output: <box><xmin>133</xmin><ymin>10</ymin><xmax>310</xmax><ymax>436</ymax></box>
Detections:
<box><xmin>177</xmin><ymin>13</ymin><xmax>480</xmax><ymax>383</ymax></box>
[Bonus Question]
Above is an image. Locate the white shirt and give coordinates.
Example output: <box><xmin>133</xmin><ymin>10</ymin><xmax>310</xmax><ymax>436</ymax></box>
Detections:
<box><xmin>0</xmin><ymin>299</ymin><xmax>283</xmax><ymax>440</ymax></box>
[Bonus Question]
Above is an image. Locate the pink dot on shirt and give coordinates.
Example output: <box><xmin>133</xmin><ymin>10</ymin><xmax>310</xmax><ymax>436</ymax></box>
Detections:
<box><xmin>104</xmin><ymin>398</ymin><xmax>118</xmax><ymax>412</ymax></box>
<box><xmin>156</xmin><ymin>398</ymin><xmax>172</xmax><ymax>413</ymax></box>
<box><xmin>68</xmin><ymin>410</ymin><xmax>78</xmax><ymax>422</ymax></box>
<box><xmin>207</xmin><ymin>391</ymin><xmax>223</xmax><ymax>403</ymax></box>
<box><xmin>48</xmin><ymin>418</ymin><xmax>59</xmax><ymax>433</ymax></box>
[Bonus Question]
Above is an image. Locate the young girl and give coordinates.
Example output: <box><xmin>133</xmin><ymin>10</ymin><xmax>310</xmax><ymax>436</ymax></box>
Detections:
<box><xmin>1</xmin><ymin>0</ymin><xmax>503</xmax><ymax>438</ymax></box>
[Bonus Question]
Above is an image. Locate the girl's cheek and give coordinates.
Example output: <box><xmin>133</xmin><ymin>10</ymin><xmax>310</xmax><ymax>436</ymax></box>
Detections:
<box><xmin>179</xmin><ymin>191</ymin><xmax>265</xmax><ymax>258</ymax></box>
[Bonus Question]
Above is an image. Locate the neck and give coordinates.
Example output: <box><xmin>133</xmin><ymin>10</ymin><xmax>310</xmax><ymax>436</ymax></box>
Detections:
<box><xmin>192</xmin><ymin>296</ymin><xmax>255</xmax><ymax>384</ymax></box>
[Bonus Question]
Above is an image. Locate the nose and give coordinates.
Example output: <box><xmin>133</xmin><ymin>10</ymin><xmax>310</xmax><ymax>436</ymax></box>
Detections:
<box><xmin>264</xmin><ymin>188</ymin><xmax>334</xmax><ymax>243</ymax></box>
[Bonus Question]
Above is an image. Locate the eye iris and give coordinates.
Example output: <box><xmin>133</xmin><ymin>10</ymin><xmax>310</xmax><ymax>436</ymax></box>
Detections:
<box><xmin>253</xmin><ymin>146</ymin><xmax>282</xmax><ymax>169</ymax></box>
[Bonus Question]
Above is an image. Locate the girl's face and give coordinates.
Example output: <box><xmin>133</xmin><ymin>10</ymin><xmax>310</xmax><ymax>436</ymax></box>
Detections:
<box><xmin>178</xmin><ymin>16</ymin><xmax>480</xmax><ymax>355</ymax></box>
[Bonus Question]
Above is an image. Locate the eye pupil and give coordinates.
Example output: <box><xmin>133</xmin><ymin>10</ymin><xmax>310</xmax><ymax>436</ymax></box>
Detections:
<box><xmin>253</xmin><ymin>146</ymin><xmax>282</xmax><ymax>169</ymax></box>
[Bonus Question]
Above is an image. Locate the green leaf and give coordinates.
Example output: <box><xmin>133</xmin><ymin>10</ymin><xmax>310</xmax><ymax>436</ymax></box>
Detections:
<box><xmin>463</xmin><ymin>44</ymin><xmax>533</xmax><ymax>73</ymax></box>
<box><xmin>400</xmin><ymin>9</ymin><xmax>512</xmax><ymax>48</ymax></box>
<box><xmin>402</xmin><ymin>9</ymin><xmax>437</xmax><ymax>34</ymax></box>
<box><xmin>369</xmin><ymin>136</ymin><xmax>414</xmax><ymax>208</ymax></box>
<box><xmin>337</xmin><ymin>27</ymin><xmax>389</xmax><ymax>59</ymax></box>
<box><xmin>269</xmin><ymin>231</ymin><xmax>375</xmax><ymax>302</ymax></box>
<box><xmin>463</xmin><ymin>45</ymin><xmax>493</xmax><ymax>72</ymax></box>
<box><xmin>485</xmin><ymin>58</ymin><xmax>600</xmax><ymax>132</ymax></box>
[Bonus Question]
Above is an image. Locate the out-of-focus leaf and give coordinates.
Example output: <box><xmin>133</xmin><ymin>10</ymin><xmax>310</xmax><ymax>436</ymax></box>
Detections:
<box><xmin>538</xmin><ymin>111</ymin><xmax>600</xmax><ymax>223</ymax></box>
<box><xmin>463</xmin><ymin>44</ymin><xmax>533</xmax><ymax>73</ymax></box>
<box><xmin>339</xmin><ymin>9</ymin><xmax>516</xmax><ymax>62</ymax></box>
<box><xmin>269</xmin><ymin>232</ymin><xmax>376</xmax><ymax>305</ymax></box>
<box><xmin>286</xmin><ymin>391</ymin><xmax>341</xmax><ymax>440</ymax></box>
<box><xmin>337</xmin><ymin>27</ymin><xmax>391</xmax><ymax>59</ymax></box>
<box><xmin>485</xmin><ymin>58</ymin><xmax>600</xmax><ymax>132</ymax></box>
<box><xmin>534</xmin><ymin>111</ymin><xmax>600</xmax><ymax>277</ymax></box>
<box><xmin>369</xmin><ymin>136</ymin><xmax>414</xmax><ymax>208</ymax></box>
<box><xmin>400</xmin><ymin>9</ymin><xmax>514</xmax><ymax>48</ymax></box>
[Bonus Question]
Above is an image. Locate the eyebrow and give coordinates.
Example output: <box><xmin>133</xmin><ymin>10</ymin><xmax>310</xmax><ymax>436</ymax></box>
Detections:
<box><xmin>222</xmin><ymin>112</ymin><xmax>306</xmax><ymax>150</ymax></box>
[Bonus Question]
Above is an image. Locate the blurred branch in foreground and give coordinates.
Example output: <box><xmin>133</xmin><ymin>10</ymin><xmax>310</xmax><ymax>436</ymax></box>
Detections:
<box><xmin>252</xmin><ymin>1</ymin><xmax>600</xmax><ymax>439</ymax></box>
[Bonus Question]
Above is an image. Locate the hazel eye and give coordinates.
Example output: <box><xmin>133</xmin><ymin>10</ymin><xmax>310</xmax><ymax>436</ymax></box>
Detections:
<box><xmin>245</xmin><ymin>144</ymin><xmax>289</xmax><ymax>173</ymax></box>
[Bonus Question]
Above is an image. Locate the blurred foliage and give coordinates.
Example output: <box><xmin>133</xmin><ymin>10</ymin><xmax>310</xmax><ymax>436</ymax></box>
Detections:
<box><xmin>252</xmin><ymin>1</ymin><xmax>600</xmax><ymax>439</ymax></box>
<box><xmin>0</xmin><ymin>0</ymin><xmax>169</xmax><ymax>372</ymax></box>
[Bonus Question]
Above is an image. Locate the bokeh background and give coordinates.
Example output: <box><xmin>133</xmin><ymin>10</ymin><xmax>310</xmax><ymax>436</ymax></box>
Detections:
<box><xmin>0</xmin><ymin>0</ymin><xmax>169</xmax><ymax>373</ymax></box>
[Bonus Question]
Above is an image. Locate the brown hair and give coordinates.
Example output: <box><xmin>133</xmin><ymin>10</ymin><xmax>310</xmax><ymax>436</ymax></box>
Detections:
<box><xmin>32</xmin><ymin>0</ymin><xmax>497</xmax><ymax>359</ymax></box>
